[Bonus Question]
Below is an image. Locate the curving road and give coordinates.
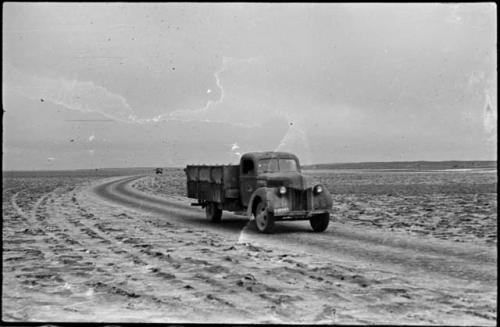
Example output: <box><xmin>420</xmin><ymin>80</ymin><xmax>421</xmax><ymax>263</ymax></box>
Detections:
<box><xmin>93</xmin><ymin>175</ymin><xmax>497</xmax><ymax>286</ymax></box>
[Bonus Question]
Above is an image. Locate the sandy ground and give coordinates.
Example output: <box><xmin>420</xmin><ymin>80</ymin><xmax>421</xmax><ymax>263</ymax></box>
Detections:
<box><xmin>2</xmin><ymin>172</ymin><xmax>497</xmax><ymax>324</ymax></box>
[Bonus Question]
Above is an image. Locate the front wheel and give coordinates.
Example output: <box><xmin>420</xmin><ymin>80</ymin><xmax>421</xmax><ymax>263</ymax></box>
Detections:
<box><xmin>254</xmin><ymin>201</ymin><xmax>275</xmax><ymax>233</ymax></box>
<box><xmin>205</xmin><ymin>202</ymin><xmax>222</xmax><ymax>222</ymax></box>
<box><xmin>310</xmin><ymin>213</ymin><xmax>330</xmax><ymax>232</ymax></box>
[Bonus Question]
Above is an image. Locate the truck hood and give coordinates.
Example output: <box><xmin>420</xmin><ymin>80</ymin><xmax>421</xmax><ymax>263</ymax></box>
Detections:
<box><xmin>258</xmin><ymin>172</ymin><xmax>317</xmax><ymax>190</ymax></box>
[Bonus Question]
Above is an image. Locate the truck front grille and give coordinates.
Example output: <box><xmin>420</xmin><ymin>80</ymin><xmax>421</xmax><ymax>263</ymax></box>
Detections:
<box><xmin>290</xmin><ymin>189</ymin><xmax>310</xmax><ymax>211</ymax></box>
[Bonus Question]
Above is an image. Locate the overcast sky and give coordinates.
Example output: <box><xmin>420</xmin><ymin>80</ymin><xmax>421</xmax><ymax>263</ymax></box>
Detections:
<box><xmin>3</xmin><ymin>3</ymin><xmax>497</xmax><ymax>170</ymax></box>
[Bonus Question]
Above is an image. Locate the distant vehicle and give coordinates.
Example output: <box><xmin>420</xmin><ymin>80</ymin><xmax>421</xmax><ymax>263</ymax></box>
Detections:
<box><xmin>185</xmin><ymin>152</ymin><xmax>332</xmax><ymax>233</ymax></box>
<box><xmin>155</xmin><ymin>168</ymin><xmax>163</xmax><ymax>175</ymax></box>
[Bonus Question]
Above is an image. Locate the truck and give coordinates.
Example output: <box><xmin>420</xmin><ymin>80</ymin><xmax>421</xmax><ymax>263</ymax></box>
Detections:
<box><xmin>184</xmin><ymin>151</ymin><xmax>333</xmax><ymax>233</ymax></box>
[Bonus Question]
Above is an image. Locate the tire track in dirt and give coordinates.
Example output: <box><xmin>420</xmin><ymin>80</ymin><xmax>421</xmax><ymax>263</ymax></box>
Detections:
<box><xmin>4</xmin><ymin>189</ymin><xmax>79</xmax><ymax>320</ymax></box>
<box><xmin>94</xmin><ymin>176</ymin><xmax>250</xmax><ymax>235</ymax></box>
<box><xmin>6</xmin><ymin>185</ymin><xmax>214</xmax><ymax>321</ymax></box>
<box><xmin>44</xmin><ymin>187</ymin><xmax>226</xmax><ymax>318</ymax></box>
<box><xmin>7</xmin><ymin>187</ymin><xmax>160</xmax><ymax>318</ymax></box>
<box><xmin>10</xmin><ymin>191</ymin><xmax>32</xmax><ymax>223</ymax></box>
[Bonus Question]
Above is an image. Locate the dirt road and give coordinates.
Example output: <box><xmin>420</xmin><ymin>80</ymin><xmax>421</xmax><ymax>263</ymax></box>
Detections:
<box><xmin>3</xmin><ymin>175</ymin><xmax>497</xmax><ymax>324</ymax></box>
<box><xmin>97</xmin><ymin>176</ymin><xmax>496</xmax><ymax>283</ymax></box>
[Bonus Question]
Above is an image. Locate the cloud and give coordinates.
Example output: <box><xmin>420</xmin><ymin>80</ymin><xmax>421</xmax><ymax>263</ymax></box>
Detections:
<box><xmin>167</xmin><ymin>56</ymin><xmax>262</xmax><ymax>127</ymax></box>
<box><xmin>4</xmin><ymin>58</ymin><xmax>278</xmax><ymax>131</ymax></box>
<box><xmin>4</xmin><ymin>63</ymin><xmax>136</xmax><ymax>122</ymax></box>
<box><xmin>3</xmin><ymin>61</ymin><xmax>262</xmax><ymax>128</ymax></box>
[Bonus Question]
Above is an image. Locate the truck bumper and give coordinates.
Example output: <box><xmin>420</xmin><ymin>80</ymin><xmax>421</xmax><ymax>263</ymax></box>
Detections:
<box><xmin>272</xmin><ymin>208</ymin><xmax>333</xmax><ymax>221</ymax></box>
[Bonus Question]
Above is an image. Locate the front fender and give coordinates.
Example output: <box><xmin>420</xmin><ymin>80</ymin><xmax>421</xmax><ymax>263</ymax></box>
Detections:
<box><xmin>313</xmin><ymin>188</ymin><xmax>333</xmax><ymax>210</ymax></box>
<box><xmin>246</xmin><ymin>187</ymin><xmax>279</xmax><ymax>216</ymax></box>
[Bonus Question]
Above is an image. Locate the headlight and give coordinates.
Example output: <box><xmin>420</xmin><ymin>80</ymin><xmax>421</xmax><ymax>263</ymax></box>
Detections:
<box><xmin>314</xmin><ymin>185</ymin><xmax>323</xmax><ymax>194</ymax></box>
<box><xmin>278</xmin><ymin>186</ymin><xmax>287</xmax><ymax>195</ymax></box>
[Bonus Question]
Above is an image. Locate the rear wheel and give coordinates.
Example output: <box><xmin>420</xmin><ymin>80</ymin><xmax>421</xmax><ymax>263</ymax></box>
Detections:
<box><xmin>255</xmin><ymin>201</ymin><xmax>275</xmax><ymax>233</ymax></box>
<box><xmin>310</xmin><ymin>213</ymin><xmax>330</xmax><ymax>232</ymax></box>
<box><xmin>205</xmin><ymin>202</ymin><xmax>222</xmax><ymax>222</ymax></box>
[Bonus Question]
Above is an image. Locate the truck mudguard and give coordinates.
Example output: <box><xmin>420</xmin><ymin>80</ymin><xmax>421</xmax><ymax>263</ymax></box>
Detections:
<box><xmin>246</xmin><ymin>187</ymin><xmax>280</xmax><ymax>217</ymax></box>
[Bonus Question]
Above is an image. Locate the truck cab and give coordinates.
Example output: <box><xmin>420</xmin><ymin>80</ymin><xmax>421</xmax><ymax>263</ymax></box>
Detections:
<box><xmin>240</xmin><ymin>152</ymin><xmax>301</xmax><ymax>206</ymax></box>
<box><xmin>238</xmin><ymin>152</ymin><xmax>333</xmax><ymax>233</ymax></box>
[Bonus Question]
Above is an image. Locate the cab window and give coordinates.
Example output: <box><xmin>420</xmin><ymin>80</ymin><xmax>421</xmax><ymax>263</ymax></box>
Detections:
<box><xmin>241</xmin><ymin>159</ymin><xmax>255</xmax><ymax>175</ymax></box>
<box><xmin>258</xmin><ymin>158</ymin><xmax>298</xmax><ymax>173</ymax></box>
<box><xmin>279</xmin><ymin>159</ymin><xmax>298</xmax><ymax>172</ymax></box>
<box><xmin>258</xmin><ymin>159</ymin><xmax>278</xmax><ymax>173</ymax></box>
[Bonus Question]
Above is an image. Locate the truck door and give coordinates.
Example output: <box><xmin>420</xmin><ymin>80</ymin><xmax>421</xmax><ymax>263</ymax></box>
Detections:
<box><xmin>240</xmin><ymin>158</ymin><xmax>257</xmax><ymax>207</ymax></box>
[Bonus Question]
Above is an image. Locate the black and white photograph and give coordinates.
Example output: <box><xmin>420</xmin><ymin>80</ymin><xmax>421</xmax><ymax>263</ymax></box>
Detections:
<box><xmin>2</xmin><ymin>2</ymin><xmax>497</xmax><ymax>324</ymax></box>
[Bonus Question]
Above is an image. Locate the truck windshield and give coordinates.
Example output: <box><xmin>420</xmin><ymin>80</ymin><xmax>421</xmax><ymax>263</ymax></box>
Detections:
<box><xmin>258</xmin><ymin>159</ymin><xmax>298</xmax><ymax>173</ymax></box>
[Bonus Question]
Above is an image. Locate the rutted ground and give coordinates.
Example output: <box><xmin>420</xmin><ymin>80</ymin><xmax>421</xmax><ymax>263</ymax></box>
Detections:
<box><xmin>2</xmin><ymin>172</ymin><xmax>497</xmax><ymax>324</ymax></box>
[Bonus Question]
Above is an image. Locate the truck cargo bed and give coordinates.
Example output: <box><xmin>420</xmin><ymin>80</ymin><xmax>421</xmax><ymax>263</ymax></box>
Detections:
<box><xmin>185</xmin><ymin>165</ymin><xmax>240</xmax><ymax>204</ymax></box>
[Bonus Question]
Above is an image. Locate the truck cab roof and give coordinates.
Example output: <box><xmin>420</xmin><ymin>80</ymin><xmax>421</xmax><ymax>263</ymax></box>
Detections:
<box><xmin>241</xmin><ymin>151</ymin><xmax>299</xmax><ymax>162</ymax></box>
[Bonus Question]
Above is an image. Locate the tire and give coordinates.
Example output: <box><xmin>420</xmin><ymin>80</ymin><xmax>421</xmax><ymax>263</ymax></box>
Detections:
<box><xmin>254</xmin><ymin>201</ymin><xmax>275</xmax><ymax>233</ymax></box>
<box><xmin>310</xmin><ymin>213</ymin><xmax>330</xmax><ymax>232</ymax></box>
<box><xmin>205</xmin><ymin>202</ymin><xmax>222</xmax><ymax>222</ymax></box>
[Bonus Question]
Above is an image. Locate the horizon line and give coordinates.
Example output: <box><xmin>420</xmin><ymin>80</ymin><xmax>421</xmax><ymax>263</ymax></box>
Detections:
<box><xmin>2</xmin><ymin>159</ymin><xmax>497</xmax><ymax>172</ymax></box>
